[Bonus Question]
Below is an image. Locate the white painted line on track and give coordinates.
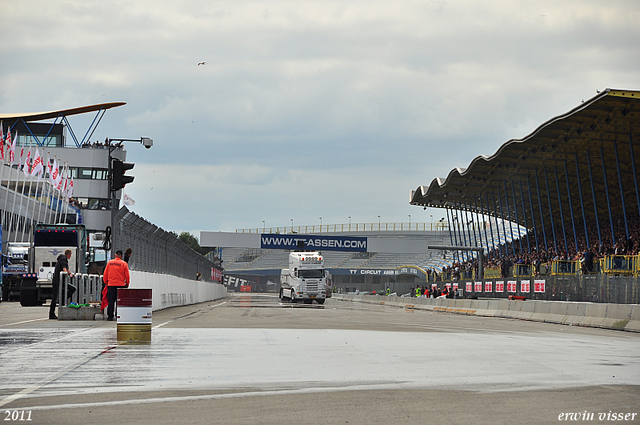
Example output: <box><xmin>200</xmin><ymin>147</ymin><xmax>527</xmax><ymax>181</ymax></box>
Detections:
<box><xmin>0</xmin><ymin>344</ymin><xmax>116</xmax><ymax>409</ymax></box>
<box><xmin>0</xmin><ymin>317</ymin><xmax>48</xmax><ymax>328</ymax></box>
<box><xmin>13</xmin><ymin>383</ymin><xmax>412</xmax><ymax>411</ymax></box>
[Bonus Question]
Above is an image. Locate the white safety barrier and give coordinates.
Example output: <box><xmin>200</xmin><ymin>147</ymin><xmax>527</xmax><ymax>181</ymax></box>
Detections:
<box><xmin>128</xmin><ymin>271</ymin><xmax>227</xmax><ymax>311</ymax></box>
<box><xmin>334</xmin><ymin>294</ymin><xmax>640</xmax><ymax>333</ymax></box>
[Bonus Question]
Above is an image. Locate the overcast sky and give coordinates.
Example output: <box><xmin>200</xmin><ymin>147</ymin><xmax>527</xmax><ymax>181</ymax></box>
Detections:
<box><xmin>1</xmin><ymin>1</ymin><xmax>639</xmax><ymax>236</ymax></box>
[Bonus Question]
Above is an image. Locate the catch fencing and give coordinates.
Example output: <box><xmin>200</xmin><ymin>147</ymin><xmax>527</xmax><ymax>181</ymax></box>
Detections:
<box><xmin>114</xmin><ymin>207</ymin><xmax>219</xmax><ymax>282</ymax></box>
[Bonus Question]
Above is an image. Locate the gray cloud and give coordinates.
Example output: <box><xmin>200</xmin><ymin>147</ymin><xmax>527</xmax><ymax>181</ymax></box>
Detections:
<box><xmin>1</xmin><ymin>0</ymin><xmax>638</xmax><ymax>234</ymax></box>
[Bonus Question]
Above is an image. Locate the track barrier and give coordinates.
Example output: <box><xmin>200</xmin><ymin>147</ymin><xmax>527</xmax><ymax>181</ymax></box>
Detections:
<box><xmin>335</xmin><ymin>294</ymin><xmax>640</xmax><ymax>333</ymax></box>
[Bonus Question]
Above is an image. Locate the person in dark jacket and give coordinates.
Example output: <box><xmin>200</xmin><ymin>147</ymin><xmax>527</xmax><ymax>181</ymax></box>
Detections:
<box><xmin>49</xmin><ymin>250</ymin><xmax>72</xmax><ymax>319</ymax></box>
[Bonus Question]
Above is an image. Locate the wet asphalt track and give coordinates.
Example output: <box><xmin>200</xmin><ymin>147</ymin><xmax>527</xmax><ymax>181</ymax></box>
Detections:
<box><xmin>0</xmin><ymin>293</ymin><xmax>639</xmax><ymax>425</ymax></box>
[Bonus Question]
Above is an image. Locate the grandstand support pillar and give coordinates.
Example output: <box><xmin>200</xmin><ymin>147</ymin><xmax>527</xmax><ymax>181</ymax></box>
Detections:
<box><xmin>490</xmin><ymin>191</ymin><xmax>503</xmax><ymax>258</ymax></box>
<box><xmin>534</xmin><ymin>169</ymin><xmax>548</xmax><ymax>252</ymax></box>
<box><xmin>455</xmin><ymin>208</ymin><xmax>466</xmax><ymax>261</ymax></box>
<box><xmin>472</xmin><ymin>198</ymin><xmax>482</xmax><ymax>251</ymax></box>
<box><xmin>574</xmin><ymin>154</ymin><xmax>590</xmax><ymax>249</ymax></box>
<box><xmin>505</xmin><ymin>181</ymin><xmax>520</xmax><ymax>254</ymax></box>
<box><xmin>599</xmin><ymin>147</ymin><xmax>616</xmax><ymax>246</ymax></box>
<box><xmin>564</xmin><ymin>160</ymin><xmax>579</xmax><ymax>254</ymax></box>
<box><xmin>526</xmin><ymin>174</ymin><xmax>540</xmax><ymax>251</ymax></box>
<box><xmin>473</xmin><ymin>197</ymin><xmax>485</xmax><ymax>252</ymax></box>
<box><xmin>613</xmin><ymin>139</ymin><xmax>630</xmax><ymax>239</ymax></box>
<box><xmin>586</xmin><ymin>150</ymin><xmax>602</xmax><ymax>246</ymax></box>
<box><xmin>543</xmin><ymin>167</ymin><xmax>558</xmax><ymax>253</ymax></box>
<box><xmin>480</xmin><ymin>194</ymin><xmax>495</xmax><ymax>256</ymax></box>
<box><xmin>496</xmin><ymin>186</ymin><xmax>512</xmax><ymax>256</ymax></box>
<box><xmin>428</xmin><ymin>245</ymin><xmax>484</xmax><ymax>280</ymax></box>
<box><xmin>629</xmin><ymin>132</ymin><xmax>640</xmax><ymax>222</ymax></box>
<box><xmin>518</xmin><ymin>181</ymin><xmax>531</xmax><ymax>252</ymax></box>
<box><xmin>456</xmin><ymin>203</ymin><xmax>468</xmax><ymax>260</ymax></box>
<box><xmin>445</xmin><ymin>208</ymin><xmax>456</xmax><ymax>262</ymax></box>
<box><xmin>553</xmin><ymin>165</ymin><xmax>568</xmax><ymax>255</ymax></box>
<box><xmin>464</xmin><ymin>206</ymin><xmax>476</xmax><ymax>260</ymax></box>
<box><xmin>510</xmin><ymin>181</ymin><xmax>523</xmax><ymax>253</ymax></box>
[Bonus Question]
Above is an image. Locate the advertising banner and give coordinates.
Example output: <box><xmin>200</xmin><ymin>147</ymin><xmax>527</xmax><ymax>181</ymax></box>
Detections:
<box><xmin>495</xmin><ymin>281</ymin><xmax>504</xmax><ymax>292</ymax></box>
<box><xmin>521</xmin><ymin>280</ymin><xmax>531</xmax><ymax>293</ymax></box>
<box><xmin>534</xmin><ymin>279</ymin><xmax>546</xmax><ymax>293</ymax></box>
<box><xmin>260</xmin><ymin>234</ymin><xmax>367</xmax><ymax>252</ymax></box>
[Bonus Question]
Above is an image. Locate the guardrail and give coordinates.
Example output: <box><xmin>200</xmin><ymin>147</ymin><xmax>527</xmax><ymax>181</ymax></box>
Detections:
<box><xmin>602</xmin><ymin>255</ymin><xmax>637</xmax><ymax>276</ymax></box>
<box><xmin>59</xmin><ymin>273</ymin><xmax>103</xmax><ymax>305</ymax></box>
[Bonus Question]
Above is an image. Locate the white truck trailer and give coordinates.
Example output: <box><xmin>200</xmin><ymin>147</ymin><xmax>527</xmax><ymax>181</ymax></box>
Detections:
<box><xmin>279</xmin><ymin>251</ymin><xmax>327</xmax><ymax>304</ymax></box>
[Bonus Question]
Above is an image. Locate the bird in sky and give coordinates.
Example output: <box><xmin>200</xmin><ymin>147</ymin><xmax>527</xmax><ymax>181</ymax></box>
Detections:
<box><xmin>197</xmin><ymin>62</ymin><xmax>206</xmax><ymax>66</ymax></box>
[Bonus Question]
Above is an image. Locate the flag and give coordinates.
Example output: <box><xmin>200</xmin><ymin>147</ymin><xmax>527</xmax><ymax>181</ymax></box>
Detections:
<box><xmin>0</xmin><ymin>122</ymin><xmax>4</xmax><ymax>161</ymax></box>
<box><xmin>23</xmin><ymin>148</ymin><xmax>32</xmax><ymax>177</ymax></box>
<box><xmin>18</xmin><ymin>144</ymin><xmax>25</xmax><ymax>170</ymax></box>
<box><xmin>65</xmin><ymin>176</ymin><xmax>74</xmax><ymax>200</ymax></box>
<box><xmin>30</xmin><ymin>148</ymin><xmax>44</xmax><ymax>178</ymax></box>
<box><xmin>51</xmin><ymin>158</ymin><xmax>60</xmax><ymax>188</ymax></box>
<box><xmin>123</xmin><ymin>192</ymin><xmax>135</xmax><ymax>206</ymax></box>
<box><xmin>46</xmin><ymin>156</ymin><xmax>52</xmax><ymax>184</ymax></box>
<box><xmin>8</xmin><ymin>129</ymin><xmax>16</xmax><ymax>165</ymax></box>
<box><xmin>56</xmin><ymin>164</ymin><xmax>66</xmax><ymax>191</ymax></box>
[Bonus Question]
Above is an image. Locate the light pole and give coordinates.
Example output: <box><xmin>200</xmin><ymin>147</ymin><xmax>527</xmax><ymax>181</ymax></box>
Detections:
<box><xmin>408</xmin><ymin>214</ymin><xmax>411</xmax><ymax>229</ymax></box>
<box><xmin>378</xmin><ymin>215</ymin><xmax>381</xmax><ymax>230</ymax></box>
<box><xmin>348</xmin><ymin>216</ymin><xmax>351</xmax><ymax>231</ymax></box>
<box><xmin>262</xmin><ymin>220</ymin><xmax>265</xmax><ymax>232</ymax></box>
<box><xmin>106</xmin><ymin>137</ymin><xmax>152</xmax><ymax>259</ymax></box>
<box><xmin>290</xmin><ymin>218</ymin><xmax>294</xmax><ymax>233</ymax></box>
<box><xmin>319</xmin><ymin>217</ymin><xmax>322</xmax><ymax>231</ymax></box>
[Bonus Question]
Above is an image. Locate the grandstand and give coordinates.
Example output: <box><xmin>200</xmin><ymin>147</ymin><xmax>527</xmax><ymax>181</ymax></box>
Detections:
<box><xmin>224</xmin><ymin>89</ymin><xmax>639</xmax><ymax>302</ymax></box>
<box><xmin>409</xmin><ymin>88</ymin><xmax>639</xmax><ymax>303</ymax></box>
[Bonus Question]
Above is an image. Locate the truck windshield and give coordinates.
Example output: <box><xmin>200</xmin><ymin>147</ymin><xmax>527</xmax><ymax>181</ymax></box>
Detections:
<box><xmin>299</xmin><ymin>269</ymin><xmax>323</xmax><ymax>279</ymax></box>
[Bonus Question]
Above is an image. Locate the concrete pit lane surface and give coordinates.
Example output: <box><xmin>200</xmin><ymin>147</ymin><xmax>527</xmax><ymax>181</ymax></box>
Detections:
<box><xmin>0</xmin><ymin>293</ymin><xmax>639</xmax><ymax>425</ymax></box>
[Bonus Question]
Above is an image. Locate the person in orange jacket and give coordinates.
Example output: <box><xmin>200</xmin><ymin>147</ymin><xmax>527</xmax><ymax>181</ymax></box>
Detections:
<box><xmin>104</xmin><ymin>250</ymin><xmax>130</xmax><ymax>321</ymax></box>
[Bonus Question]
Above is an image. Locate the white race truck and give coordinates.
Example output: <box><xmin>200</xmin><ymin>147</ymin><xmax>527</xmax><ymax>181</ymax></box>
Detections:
<box><xmin>279</xmin><ymin>251</ymin><xmax>327</xmax><ymax>304</ymax></box>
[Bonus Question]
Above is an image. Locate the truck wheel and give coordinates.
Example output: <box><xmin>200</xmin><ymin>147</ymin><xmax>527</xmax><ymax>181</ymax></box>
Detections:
<box><xmin>279</xmin><ymin>289</ymin><xmax>284</xmax><ymax>301</ymax></box>
<box><xmin>290</xmin><ymin>291</ymin><xmax>297</xmax><ymax>303</ymax></box>
<box><xmin>316</xmin><ymin>299</ymin><xmax>325</xmax><ymax>305</ymax></box>
<box><xmin>20</xmin><ymin>288</ymin><xmax>38</xmax><ymax>307</ymax></box>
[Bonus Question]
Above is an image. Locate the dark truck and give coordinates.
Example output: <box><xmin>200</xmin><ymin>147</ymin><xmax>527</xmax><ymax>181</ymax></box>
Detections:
<box><xmin>1</xmin><ymin>242</ymin><xmax>30</xmax><ymax>302</ymax></box>
<box><xmin>18</xmin><ymin>224</ymin><xmax>88</xmax><ymax>306</ymax></box>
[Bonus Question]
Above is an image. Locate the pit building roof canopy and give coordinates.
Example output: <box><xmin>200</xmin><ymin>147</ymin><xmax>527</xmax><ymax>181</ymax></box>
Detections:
<box><xmin>410</xmin><ymin>88</ymin><xmax>640</xmax><ymax>231</ymax></box>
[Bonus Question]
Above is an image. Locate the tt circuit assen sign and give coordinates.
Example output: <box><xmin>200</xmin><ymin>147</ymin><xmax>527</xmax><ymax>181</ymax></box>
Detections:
<box><xmin>260</xmin><ymin>234</ymin><xmax>367</xmax><ymax>252</ymax></box>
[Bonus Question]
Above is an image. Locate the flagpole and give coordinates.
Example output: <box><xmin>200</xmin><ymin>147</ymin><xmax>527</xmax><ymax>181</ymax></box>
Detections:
<box><xmin>44</xmin><ymin>155</ymin><xmax>54</xmax><ymax>225</ymax></box>
<box><xmin>61</xmin><ymin>163</ymin><xmax>69</xmax><ymax>225</ymax></box>
<box><xmin>22</xmin><ymin>153</ymin><xmax>36</xmax><ymax>243</ymax></box>
<box><xmin>2</xmin><ymin>130</ymin><xmax>17</xmax><ymax>232</ymax></box>
<box><xmin>7</xmin><ymin>146</ymin><xmax>24</xmax><ymax>244</ymax></box>
<box><xmin>14</xmin><ymin>146</ymin><xmax>31</xmax><ymax>243</ymax></box>
<box><xmin>0</xmin><ymin>123</ymin><xmax>7</xmax><ymax>251</ymax></box>
<box><xmin>44</xmin><ymin>154</ymin><xmax>54</xmax><ymax>225</ymax></box>
<box><xmin>0</xmin><ymin>122</ymin><xmax>6</xmax><ymax>238</ymax></box>
<box><xmin>34</xmin><ymin>150</ymin><xmax>47</xmax><ymax>226</ymax></box>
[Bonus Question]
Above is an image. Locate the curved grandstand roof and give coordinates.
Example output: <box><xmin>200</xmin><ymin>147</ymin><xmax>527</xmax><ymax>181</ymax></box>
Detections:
<box><xmin>0</xmin><ymin>102</ymin><xmax>126</xmax><ymax>121</ymax></box>
<box><xmin>410</xmin><ymin>88</ymin><xmax>640</xmax><ymax>234</ymax></box>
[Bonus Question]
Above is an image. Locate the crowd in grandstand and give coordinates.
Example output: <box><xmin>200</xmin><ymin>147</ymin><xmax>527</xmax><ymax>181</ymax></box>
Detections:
<box><xmin>430</xmin><ymin>215</ymin><xmax>639</xmax><ymax>279</ymax></box>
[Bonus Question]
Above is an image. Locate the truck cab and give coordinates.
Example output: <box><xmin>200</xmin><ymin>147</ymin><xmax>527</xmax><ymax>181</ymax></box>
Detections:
<box><xmin>279</xmin><ymin>251</ymin><xmax>327</xmax><ymax>304</ymax></box>
<box><xmin>19</xmin><ymin>224</ymin><xmax>88</xmax><ymax>306</ymax></box>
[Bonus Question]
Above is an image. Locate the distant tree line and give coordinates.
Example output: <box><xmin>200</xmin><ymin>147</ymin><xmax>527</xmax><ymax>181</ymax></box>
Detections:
<box><xmin>169</xmin><ymin>231</ymin><xmax>209</xmax><ymax>256</ymax></box>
